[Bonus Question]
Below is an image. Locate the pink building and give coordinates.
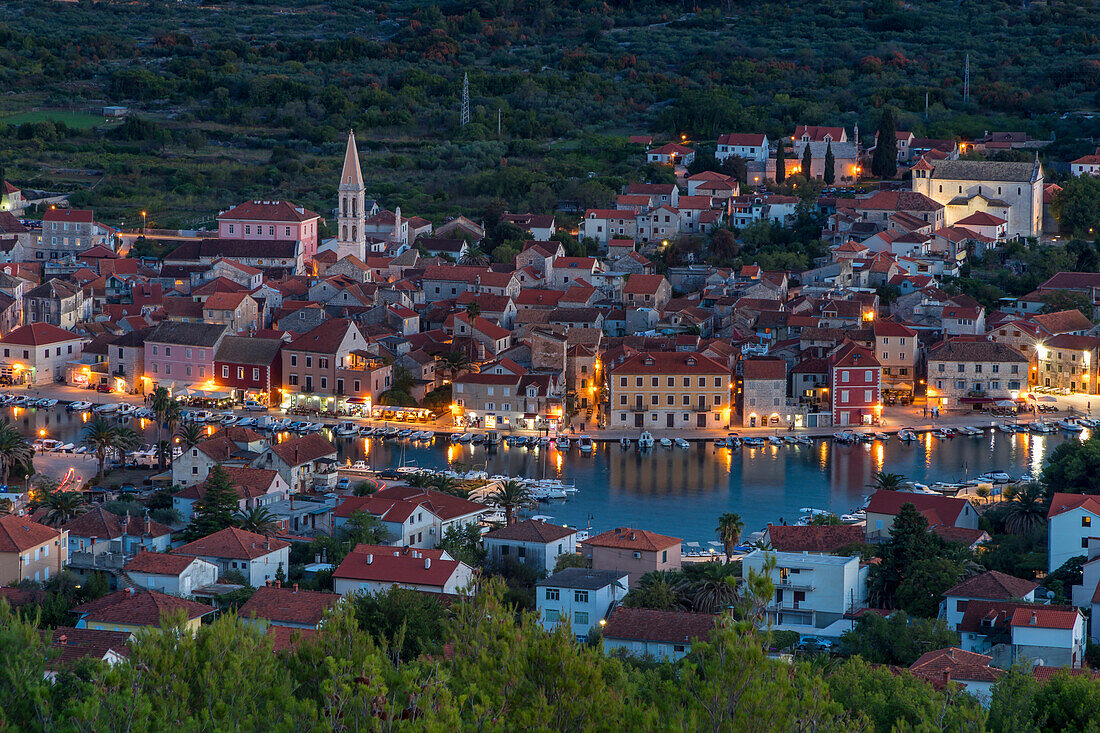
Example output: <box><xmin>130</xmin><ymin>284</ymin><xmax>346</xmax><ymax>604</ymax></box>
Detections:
<box><xmin>828</xmin><ymin>340</ymin><xmax>882</xmax><ymax>427</ymax></box>
<box><xmin>143</xmin><ymin>321</ymin><xmax>229</xmax><ymax>391</ymax></box>
<box><xmin>217</xmin><ymin>200</ymin><xmax>322</xmax><ymax>263</ymax></box>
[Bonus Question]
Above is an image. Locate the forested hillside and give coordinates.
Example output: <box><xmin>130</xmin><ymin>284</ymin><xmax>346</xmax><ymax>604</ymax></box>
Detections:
<box><xmin>1</xmin><ymin>0</ymin><xmax>1098</xmax><ymax>227</ymax></box>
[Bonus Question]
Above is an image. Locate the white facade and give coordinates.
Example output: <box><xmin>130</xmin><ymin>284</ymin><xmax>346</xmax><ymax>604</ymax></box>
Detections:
<box><xmin>715</xmin><ymin>135</ymin><xmax>769</xmax><ymax>163</ymax></box>
<box><xmin>536</xmin><ymin>569</ymin><xmax>629</xmax><ymax>642</ymax></box>
<box><xmin>1048</xmin><ymin>504</ymin><xmax>1099</xmax><ymax>572</ymax></box>
<box><xmin>0</xmin><ymin>334</ymin><xmax>85</xmax><ymax>386</ymax></box>
<box><xmin>182</xmin><ymin>546</ymin><xmax>290</xmax><ymax>588</ymax></box>
<box><xmin>333</xmin><ymin>563</ymin><xmax>475</xmax><ymax>597</ymax></box>
<box><xmin>603</xmin><ymin>635</ymin><xmax>694</xmax><ymax>661</ymax></box>
<box><xmin>128</xmin><ymin>558</ymin><xmax>219</xmax><ymax>597</ymax></box>
<box><xmin>742</xmin><ymin>550</ymin><xmax>868</xmax><ymax>637</ymax></box>
<box><xmin>1012</xmin><ymin>615</ymin><xmax>1086</xmax><ymax>668</ymax></box>
<box><xmin>912</xmin><ymin>159</ymin><xmax>1043</xmax><ymax>239</ymax></box>
<box><xmin>484</xmin><ymin>532</ymin><xmax>577</xmax><ymax>574</ymax></box>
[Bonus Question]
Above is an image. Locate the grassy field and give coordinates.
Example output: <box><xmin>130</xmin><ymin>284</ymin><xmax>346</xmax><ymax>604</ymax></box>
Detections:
<box><xmin>0</xmin><ymin>109</ymin><xmax>112</xmax><ymax>130</ymax></box>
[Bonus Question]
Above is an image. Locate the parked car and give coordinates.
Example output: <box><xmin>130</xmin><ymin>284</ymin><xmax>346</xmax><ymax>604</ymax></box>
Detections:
<box><xmin>243</xmin><ymin>400</ymin><xmax>266</xmax><ymax>411</ymax></box>
<box><xmin>795</xmin><ymin>636</ymin><xmax>833</xmax><ymax>653</ymax></box>
<box><xmin>95</xmin><ymin>383</ymin><xmax>111</xmax><ymax>393</ymax></box>
<box><xmin>336</xmin><ymin>478</ymin><xmax>350</xmax><ymax>491</ymax></box>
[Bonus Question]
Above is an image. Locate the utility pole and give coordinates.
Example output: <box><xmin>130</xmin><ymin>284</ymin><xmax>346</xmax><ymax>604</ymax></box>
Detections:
<box><xmin>924</xmin><ymin>91</ymin><xmax>929</xmax><ymax>119</ymax></box>
<box><xmin>963</xmin><ymin>54</ymin><xmax>970</xmax><ymax>103</ymax></box>
<box><xmin>461</xmin><ymin>72</ymin><xmax>470</xmax><ymax>127</ymax></box>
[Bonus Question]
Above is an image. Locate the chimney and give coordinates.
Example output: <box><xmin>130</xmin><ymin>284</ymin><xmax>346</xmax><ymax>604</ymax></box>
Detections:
<box><xmin>1030</xmin><ymin>612</ymin><xmax>1038</xmax><ymax>626</ymax></box>
<box><xmin>425</xmin><ymin>557</ymin><xmax>431</xmax><ymax>569</ymax></box>
<box><xmin>630</xmin><ymin>532</ymin><xmax>636</xmax><ymax>541</ymax></box>
<box><xmin>366</xmin><ymin>554</ymin><xmax>373</xmax><ymax>564</ymax></box>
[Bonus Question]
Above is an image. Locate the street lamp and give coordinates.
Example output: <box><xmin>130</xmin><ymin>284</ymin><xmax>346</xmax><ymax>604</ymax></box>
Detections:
<box><xmin>141</xmin><ymin>210</ymin><xmax>147</xmax><ymax>234</ymax></box>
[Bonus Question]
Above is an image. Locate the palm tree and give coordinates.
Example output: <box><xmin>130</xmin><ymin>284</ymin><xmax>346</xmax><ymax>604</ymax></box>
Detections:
<box><xmin>41</xmin><ymin>491</ymin><xmax>87</xmax><ymax>527</ymax></box>
<box><xmin>176</xmin><ymin>422</ymin><xmax>206</xmax><ymax>450</ymax></box>
<box><xmin>82</xmin><ymin>416</ymin><xmax>123</xmax><ymax>484</ymax></box>
<box><xmin>683</xmin><ymin>562</ymin><xmax>740</xmax><ymax>614</ymax></box>
<box><xmin>0</xmin><ymin>419</ymin><xmax>33</xmax><ymax>484</ymax></box>
<box><xmin>868</xmin><ymin>471</ymin><xmax>907</xmax><ymax>491</ymax></box>
<box><xmin>465</xmin><ymin>302</ymin><xmax>482</xmax><ymax>319</ymax></box>
<box><xmin>430</xmin><ymin>474</ymin><xmax>469</xmax><ymax>498</ymax></box>
<box><xmin>154</xmin><ymin>440</ymin><xmax>172</xmax><ymax>470</ymax></box>
<box><xmin>235</xmin><ymin>506</ymin><xmax>279</xmax><ymax>536</ymax></box>
<box><xmin>715</xmin><ymin>512</ymin><xmax>745</xmax><ymax>561</ymax></box>
<box><xmin>150</xmin><ymin>387</ymin><xmax>177</xmax><ymax>468</ymax></box>
<box><xmin>488</xmin><ymin>480</ymin><xmax>534</xmax><ymax>525</ymax></box>
<box><xmin>440</xmin><ymin>351</ymin><xmax>470</xmax><ymax>383</ymax></box>
<box><xmin>460</xmin><ymin>246</ymin><xmax>488</xmax><ymax>266</ymax></box>
<box><xmin>1003</xmin><ymin>483</ymin><xmax>1048</xmax><ymax>535</ymax></box>
<box><xmin>405</xmin><ymin>471</ymin><xmax>434</xmax><ymax>489</ymax></box>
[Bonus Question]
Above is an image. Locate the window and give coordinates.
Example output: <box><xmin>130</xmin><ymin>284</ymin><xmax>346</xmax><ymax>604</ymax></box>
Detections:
<box><xmin>619</xmin><ymin>377</ymin><xmax>626</xmax><ymax>387</ymax></box>
<box><xmin>574</xmin><ymin>590</ymin><xmax>589</xmax><ymax>603</ymax></box>
<box><xmin>841</xmin><ymin>371</ymin><xmax>849</xmax><ymax>383</ymax></box>
<box><xmin>305</xmin><ymin>357</ymin><xmax>312</xmax><ymax>368</ymax></box>
<box><xmin>545</xmin><ymin>609</ymin><xmax>560</xmax><ymax>623</ymax></box>
<box><xmin>864</xmin><ymin>370</ymin><xmax>872</xmax><ymax>381</ymax></box>
<box><xmin>222</xmin><ymin>365</ymin><xmax>229</xmax><ymax>378</ymax></box>
<box><xmin>319</xmin><ymin>358</ymin><xmax>329</xmax><ymax>369</ymax></box>
<box><xmin>574</xmin><ymin>612</ymin><xmax>589</xmax><ymax>625</ymax></box>
<box><xmin>662</xmin><ymin>550</ymin><xmax>668</xmax><ymax>562</ymax></box>
<box><xmin>165</xmin><ymin>365</ymin><xmax>171</xmax><ymax>375</ymax></box>
<box><xmin>164</xmin><ymin>347</ymin><xmax>171</xmax><ymax>357</ymax></box>
<box><xmin>186</xmin><ymin>348</ymin><xmax>192</xmax><ymax>359</ymax></box>
<box><xmin>186</xmin><ymin>366</ymin><xmax>192</xmax><ymax>377</ymax></box>
<box><xmin>1084</xmin><ymin>516</ymin><xmax>1093</xmax><ymax>528</ymax></box>
<box><xmin>320</xmin><ymin>378</ymin><xmax>327</xmax><ymax>390</ymax></box>
<box><xmin>253</xmin><ymin>368</ymin><xmax>260</xmax><ymax>380</ymax></box>
<box><xmin>545</xmin><ymin>588</ymin><xmax>559</xmax><ymax>601</ymax></box>
<box><xmin>238</xmin><ymin>367</ymin><xmax>245</xmax><ymax>380</ymax></box>
<box><xmin>290</xmin><ymin>355</ymin><xmax>297</xmax><ymax>367</ymax></box>
<box><xmin>289</xmin><ymin>374</ymin><xmax>298</xmax><ymax>386</ymax></box>
<box><xmin>632</xmin><ymin>551</ymin><xmax>642</xmax><ymax>559</ymax></box>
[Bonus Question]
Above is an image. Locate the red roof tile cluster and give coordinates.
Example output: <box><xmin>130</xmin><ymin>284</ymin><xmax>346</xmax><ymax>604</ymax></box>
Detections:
<box><xmin>218</xmin><ymin>200</ymin><xmax>319</xmax><ymax>222</ymax></box>
<box><xmin>865</xmin><ymin>490</ymin><xmax>970</xmax><ymax>526</ymax></box>
<box><xmin>175</xmin><ymin>466</ymin><xmax>281</xmax><ymax>501</ymax></box>
<box><xmin>333</xmin><ymin>544</ymin><xmax>465</xmax><ymax>587</ymax></box>
<box><xmin>601</xmin><ymin>607</ymin><xmax>717</xmax><ymax>644</ymax></box>
<box><xmin>585</xmin><ymin>527</ymin><xmax>681</xmax><ymax>551</ymax></box>
<box><xmin>266</xmin><ymin>434</ymin><xmax>337</xmax><ymax>467</ymax></box>
<box><xmin>238</xmin><ymin>585</ymin><xmax>340</xmax><ymax>627</ymax></box>
<box><xmin>944</xmin><ymin>570</ymin><xmax>1037</xmax><ymax>600</ymax></box>
<box><xmin>0</xmin><ymin>515</ymin><xmax>60</xmax><ymax>552</ymax></box>
<box><xmin>43</xmin><ymin>208</ymin><xmax>94</xmax><ymax>223</ymax></box>
<box><xmin>765</xmin><ymin>524</ymin><xmax>864</xmax><ymax>553</ymax></box>
<box><xmin>124</xmin><ymin>551</ymin><xmax>203</xmax><ymax>576</ymax></box>
<box><xmin>285</xmin><ymin>319</ymin><xmax>357</xmax><ymax>354</ymax></box>
<box><xmin>72</xmin><ymin>589</ymin><xmax>212</xmax><ymax>627</ymax></box>
<box><xmin>174</xmin><ymin>526</ymin><xmax>289</xmax><ymax>560</ymax></box>
<box><xmin>484</xmin><ymin>519</ymin><xmax>576</xmax><ymax>543</ymax></box>
<box><xmin>742</xmin><ymin>358</ymin><xmax>786</xmax><ymax>381</ymax></box>
<box><xmin>0</xmin><ymin>323</ymin><xmax>82</xmax><ymax>346</ymax></box>
<box><xmin>909</xmin><ymin>648</ymin><xmax>1002</xmax><ymax>684</ymax></box>
<box><xmin>1047</xmin><ymin>492</ymin><xmax>1100</xmax><ymax>519</ymax></box>
<box><xmin>1010</xmin><ymin>606</ymin><xmax>1080</xmax><ymax>630</ymax></box>
<box><xmin>46</xmin><ymin>627</ymin><xmax>132</xmax><ymax>667</ymax></box>
<box><xmin>610</xmin><ymin>351</ymin><xmax>727</xmax><ymax>376</ymax></box>
<box><xmin>62</xmin><ymin>508</ymin><xmax>173</xmax><ymax>541</ymax></box>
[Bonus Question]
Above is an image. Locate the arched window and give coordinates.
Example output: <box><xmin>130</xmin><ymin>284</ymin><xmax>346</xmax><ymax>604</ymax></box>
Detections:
<box><xmin>351</xmin><ymin>226</ymin><xmax>357</xmax><ymax>241</ymax></box>
<box><xmin>341</xmin><ymin>197</ymin><xmax>347</xmax><ymax>217</ymax></box>
<box><xmin>341</xmin><ymin>225</ymin><xmax>347</xmax><ymax>240</ymax></box>
<box><xmin>352</xmin><ymin>199</ymin><xmax>357</xmax><ymax>217</ymax></box>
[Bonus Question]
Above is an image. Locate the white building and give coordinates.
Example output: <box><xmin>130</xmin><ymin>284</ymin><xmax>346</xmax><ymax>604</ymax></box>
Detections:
<box><xmin>1070</xmin><ymin>151</ymin><xmax>1100</xmax><ymax>178</ymax></box>
<box><xmin>123</xmin><ymin>552</ymin><xmax>218</xmax><ymax>598</ymax></box>
<box><xmin>942</xmin><ymin>571</ymin><xmax>1038</xmax><ymax>631</ymax></box>
<box><xmin>912</xmin><ymin>158</ymin><xmax>1043</xmax><ymax>239</ymax></box>
<box><xmin>331</xmin><ymin>544</ymin><xmax>475</xmax><ymax>596</ymax></box>
<box><xmin>1048</xmin><ymin>493</ymin><xmax>1100</xmax><ymax>573</ymax></box>
<box><xmin>741</xmin><ymin>550</ymin><xmax>868</xmax><ymax>638</ymax></box>
<box><xmin>333</xmin><ymin>488</ymin><xmax>488</xmax><ymax>549</ymax></box>
<box><xmin>536</xmin><ymin>567</ymin><xmax>629</xmax><ymax>642</ymax></box>
<box><xmin>483</xmin><ymin>519</ymin><xmax>577</xmax><ymax>574</ymax></box>
<box><xmin>715</xmin><ymin>133</ymin><xmax>769</xmax><ymax>163</ymax></box>
<box><xmin>926</xmin><ymin>339</ymin><xmax>1028</xmax><ymax>408</ymax></box>
<box><xmin>0</xmin><ymin>323</ymin><xmax>86</xmax><ymax>386</ymax></box>
<box><xmin>173</xmin><ymin>527</ymin><xmax>291</xmax><ymax>588</ymax></box>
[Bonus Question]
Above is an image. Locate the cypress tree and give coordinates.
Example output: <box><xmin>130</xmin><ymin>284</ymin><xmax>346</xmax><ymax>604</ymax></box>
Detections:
<box><xmin>871</xmin><ymin>108</ymin><xmax>898</xmax><ymax>179</ymax></box>
<box><xmin>187</xmin><ymin>464</ymin><xmax>239</xmax><ymax>539</ymax></box>
<box><xmin>775</xmin><ymin>138</ymin><xmax>787</xmax><ymax>183</ymax></box>
<box><xmin>824</xmin><ymin>141</ymin><xmax>835</xmax><ymax>185</ymax></box>
<box><xmin>800</xmin><ymin>143</ymin><xmax>812</xmax><ymax>180</ymax></box>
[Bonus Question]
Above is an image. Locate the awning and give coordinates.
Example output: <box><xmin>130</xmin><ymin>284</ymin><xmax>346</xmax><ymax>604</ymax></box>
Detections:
<box><xmin>345</xmin><ymin>397</ymin><xmax>368</xmax><ymax>404</ymax></box>
<box><xmin>995</xmin><ymin>400</ymin><xmax>1015</xmax><ymax>407</ymax></box>
<box><xmin>183</xmin><ymin>386</ymin><xmax>232</xmax><ymax>399</ymax></box>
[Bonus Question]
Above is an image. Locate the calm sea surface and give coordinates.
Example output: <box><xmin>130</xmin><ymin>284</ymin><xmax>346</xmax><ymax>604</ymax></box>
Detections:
<box><xmin>19</xmin><ymin>406</ymin><xmax>1072</xmax><ymax>545</ymax></box>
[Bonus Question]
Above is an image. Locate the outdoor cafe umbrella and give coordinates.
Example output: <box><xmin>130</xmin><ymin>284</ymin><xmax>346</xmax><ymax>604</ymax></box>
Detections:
<box><xmin>1036</xmin><ymin>396</ymin><xmax>1059</xmax><ymax>403</ymax></box>
<box><xmin>994</xmin><ymin>400</ymin><xmax>1015</xmax><ymax>407</ymax></box>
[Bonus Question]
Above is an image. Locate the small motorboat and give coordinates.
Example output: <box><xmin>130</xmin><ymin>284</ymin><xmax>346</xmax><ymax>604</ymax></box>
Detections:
<box><xmin>556</xmin><ymin>436</ymin><xmax>570</xmax><ymax>449</ymax></box>
<box><xmin>783</xmin><ymin>436</ymin><xmax>799</xmax><ymax>445</ymax></box>
<box><xmin>873</xmin><ymin>432</ymin><xmax>889</xmax><ymax>441</ymax></box>
<box><xmin>192</xmin><ymin>410</ymin><xmax>214</xmax><ymax>422</ymax></box>
<box><xmin>486</xmin><ymin>431</ymin><xmax>501</xmax><ymax>445</ymax></box>
<box><xmin>334</xmin><ymin>421</ymin><xmax>359</xmax><ymax>437</ymax></box>
<box><xmin>795</xmin><ymin>436</ymin><xmax>812</xmax><ymax>445</ymax></box>
<box><xmin>471</xmin><ymin>434</ymin><xmax>487</xmax><ymax>445</ymax></box>
<box><xmin>996</xmin><ymin>423</ymin><xmax>1015</xmax><ymax>434</ymax></box>
<box><xmin>9</xmin><ymin>395</ymin><xmax>29</xmax><ymax>406</ymax></box>
<box><xmin>977</xmin><ymin>471</ymin><xmax>1011</xmax><ymax>483</ymax></box>
<box><xmin>743</xmin><ymin>437</ymin><xmax>766</xmax><ymax>447</ymax></box>
<box><xmin>675</xmin><ymin>438</ymin><xmax>690</xmax><ymax>449</ymax></box>
<box><xmin>93</xmin><ymin>403</ymin><xmax>119</xmax><ymax>414</ymax></box>
<box><xmin>832</xmin><ymin>431</ymin><xmax>856</xmax><ymax>443</ymax></box>
<box><xmin>237</xmin><ymin>417</ymin><xmax>257</xmax><ymax>427</ymax></box>
<box><xmin>450</xmin><ymin>433</ymin><xmax>463</xmax><ymax>443</ymax></box>
<box><xmin>659</xmin><ymin>437</ymin><xmax>673</xmax><ymax>448</ymax></box>
<box><xmin>219</xmin><ymin>413</ymin><xmax>239</xmax><ymax>426</ymax></box>
<box><xmin>1056</xmin><ymin>419</ymin><xmax>1084</xmax><ymax>433</ymax></box>
<box><xmin>620</xmin><ymin>437</ymin><xmax>631</xmax><ymax>449</ymax></box>
<box><xmin>1029</xmin><ymin>421</ymin><xmax>1053</xmax><ymax>433</ymax></box>
<box><xmin>68</xmin><ymin>401</ymin><xmax>93</xmax><ymax>411</ymax></box>
<box><xmin>897</xmin><ymin>428</ymin><xmax>917</xmax><ymax>441</ymax></box>
<box><xmin>725</xmin><ymin>433</ymin><xmax>742</xmax><ymax>448</ymax></box>
<box><xmin>767</xmin><ymin>436</ymin><xmax>784</xmax><ymax>446</ymax></box>
<box><xmin>398</xmin><ymin>428</ymin><xmax>413</xmax><ymax>439</ymax></box>
<box><xmin>637</xmin><ymin>431</ymin><xmax>655</xmax><ymax>449</ymax></box>
<box><xmin>578</xmin><ymin>435</ymin><xmax>594</xmax><ymax>452</ymax></box>
<box><xmin>458</xmin><ymin>433</ymin><xmax>474</xmax><ymax>443</ymax></box>
<box><xmin>36</xmin><ymin>398</ymin><xmax>58</xmax><ymax>408</ymax></box>
<box><xmin>59</xmin><ymin>443</ymin><xmax>75</xmax><ymax>453</ymax></box>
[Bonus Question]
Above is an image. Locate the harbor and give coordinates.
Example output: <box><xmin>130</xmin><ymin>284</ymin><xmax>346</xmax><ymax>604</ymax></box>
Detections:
<box><xmin>11</xmin><ymin>397</ymin><xmax>1073</xmax><ymax>548</ymax></box>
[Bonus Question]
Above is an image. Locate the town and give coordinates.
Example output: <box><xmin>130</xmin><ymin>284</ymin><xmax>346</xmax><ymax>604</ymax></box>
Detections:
<box><xmin>4</xmin><ymin>0</ymin><xmax>1100</xmax><ymax>727</ymax></box>
<box><xmin>1</xmin><ymin>118</ymin><xmax>1100</xmax><ymax>728</ymax></box>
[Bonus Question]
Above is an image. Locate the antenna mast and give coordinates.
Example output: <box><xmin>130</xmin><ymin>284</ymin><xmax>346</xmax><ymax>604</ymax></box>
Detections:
<box><xmin>963</xmin><ymin>54</ymin><xmax>970</xmax><ymax>102</ymax></box>
<box><xmin>461</xmin><ymin>73</ymin><xmax>470</xmax><ymax>127</ymax></box>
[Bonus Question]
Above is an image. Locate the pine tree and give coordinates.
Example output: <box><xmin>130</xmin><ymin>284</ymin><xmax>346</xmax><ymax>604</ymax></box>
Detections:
<box><xmin>871</xmin><ymin>107</ymin><xmax>898</xmax><ymax>179</ymax></box>
<box><xmin>186</xmin><ymin>464</ymin><xmax>239</xmax><ymax>539</ymax></box>
<box><xmin>823</xmin><ymin>141</ymin><xmax>835</xmax><ymax>185</ymax></box>
<box><xmin>775</xmin><ymin>138</ymin><xmax>787</xmax><ymax>183</ymax></box>
<box><xmin>800</xmin><ymin>143</ymin><xmax>812</xmax><ymax>180</ymax></box>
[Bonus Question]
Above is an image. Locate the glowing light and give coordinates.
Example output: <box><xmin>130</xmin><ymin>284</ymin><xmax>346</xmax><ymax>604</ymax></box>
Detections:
<box><xmin>38</xmin><ymin>428</ymin><xmax>46</xmax><ymax>437</ymax></box>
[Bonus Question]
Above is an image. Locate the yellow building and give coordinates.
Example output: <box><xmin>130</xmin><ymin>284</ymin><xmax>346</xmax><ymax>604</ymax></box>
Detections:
<box><xmin>0</xmin><ymin>515</ymin><xmax>66</xmax><ymax>585</ymax></box>
<box><xmin>609</xmin><ymin>351</ymin><xmax>730</xmax><ymax>430</ymax></box>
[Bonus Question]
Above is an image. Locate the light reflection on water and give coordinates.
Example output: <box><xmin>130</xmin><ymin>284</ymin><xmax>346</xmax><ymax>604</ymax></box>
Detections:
<box><xmin>15</xmin><ymin>407</ymin><xmax>1073</xmax><ymax>543</ymax></box>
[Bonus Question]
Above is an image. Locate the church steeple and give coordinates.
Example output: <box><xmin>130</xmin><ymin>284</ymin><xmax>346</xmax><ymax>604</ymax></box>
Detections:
<box><xmin>336</xmin><ymin>130</ymin><xmax>366</xmax><ymax>261</ymax></box>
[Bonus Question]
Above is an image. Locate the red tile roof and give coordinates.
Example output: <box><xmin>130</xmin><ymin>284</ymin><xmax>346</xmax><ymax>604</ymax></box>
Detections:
<box><xmin>46</xmin><ymin>627</ymin><xmax>132</xmax><ymax>667</ymax></box>
<box><xmin>218</xmin><ymin>200</ymin><xmax>319</xmax><ymax>223</ymax></box>
<box><xmin>266</xmin><ymin>434</ymin><xmax>337</xmax><ymax>467</ymax></box>
<box><xmin>0</xmin><ymin>323</ymin><xmax>82</xmax><ymax>346</ymax></box>
<box><xmin>0</xmin><ymin>515</ymin><xmax>60</xmax><ymax>553</ymax></box>
<box><xmin>954</xmin><ymin>211</ymin><xmax>1006</xmax><ymax>227</ymax></box>
<box><xmin>238</xmin><ymin>585</ymin><xmax>340</xmax><ymax>627</ymax></box>
<box><xmin>865</xmin><ymin>490</ymin><xmax>970</xmax><ymax>526</ymax></box>
<box><xmin>909</xmin><ymin>648</ymin><xmax>1002</xmax><ymax>684</ymax></box>
<box><xmin>174</xmin><ymin>527</ymin><xmax>289</xmax><ymax>561</ymax></box>
<box><xmin>61</xmin><ymin>508</ymin><xmax>173</xmax><ymax>541</ymax></box>
<box><xmin>717</xmin><ymin>133</ymin><xmax>767</xmax><ymax>146</ymax></box>
<box><xmin>333</xmin><ymin>544</ymin><xmax>465</xmax><ymax>587</ymax></box>
<box><xmin>585</xmin><ymin>527</ymin><xmax>681</xmax><ymax>551</ymax></box>
<box><xmin>742</xmin><ymin>358</ymin><xmax>786</xmax><ymax>381</ymax></box>
<box><xmin>1047</xmin><ymin>492</ymin><xmax>1100</xmax><ymax>519</ymax></box>
<box><xmin>610</xmin><ymin>351</ymin><xmax>727</xmax><ymax>376</ymax></box>
<box><xmin>124</xmin><ymin>551</ymin><xmax>202</xmax><ymax>576</ymax></box>
<box><xmin>370</xmin><ymin>486</ymin><xmax>487</xmax><ymax>521</ymax></box>
<box><xmin>43</xmin><ymin>208</ymin><xmax>94</xmax><ymax>223</ymax></box>
<box><xmin>958</xmin><ymin>600</ymin><xmax>1076</xmax><ymax>633</ymax></box>
<box><xmin>623</xmin><ymin>274</ymin><xmax>668</xmax><ymax>295</ymax></box>
<box><xmin>601</xmin><ymin>607</ymin><xmax>716</xmax><ymax>644</ymax></box>
<box><xmin>648</xmin><ymin>143</ymin><xmax>695</xmax><ymax>156</ymax></box>
<box><xmin>484</xmin><ymin>519</ymin><xmax>576</xmax><ymax>543</ymax></box>
<box><xmin>765</xmin><ymin>524</ymin><xmax>864</xmax><ymax>553</ymax></box>
<box><xmin>285</xmin><ymin>319</ymin><xmax>357</xmax><ymax>354</ymax></box>
<box><xmin>1010</xmin><ymin>606</ymin><xmax>1080</xmax><ymax>630</ymax></box>
<box><xmin>174</xmin><ymin>466</ymin><xmax>281</xmax><ymax>501</ymax></box>
<box><xmin>944</xmin><ymin>571</ymin><xmax>1038</xmax><ymax>601</ymax></box>
<box><xmin>266</xmin><ymin>624</ymin><xmax>317</xmax><ymax>651</ymax></box>
<box><xmin>72</xmin><ymin>589</ymin><xmax>212</xmax><ymax>627</ymax></box>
